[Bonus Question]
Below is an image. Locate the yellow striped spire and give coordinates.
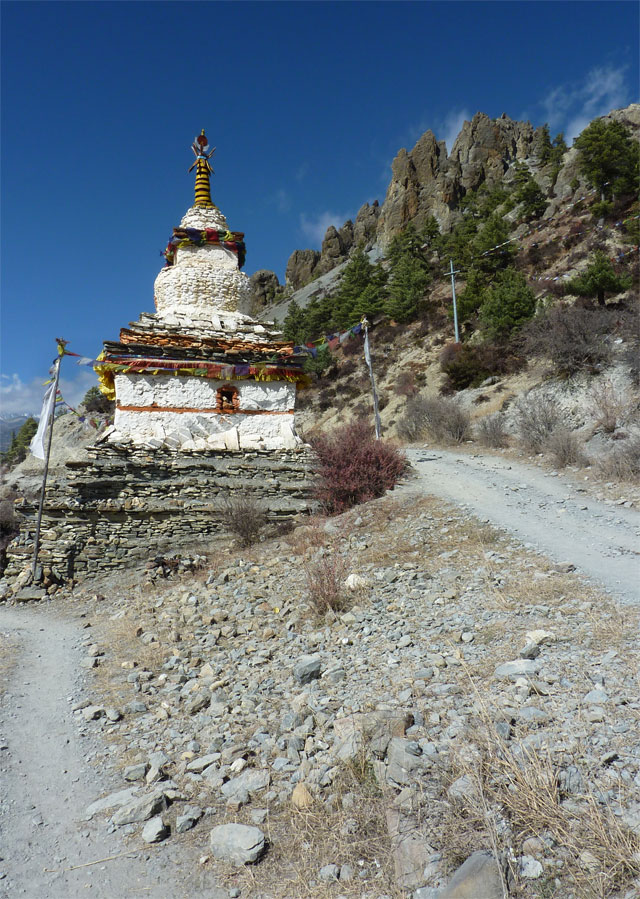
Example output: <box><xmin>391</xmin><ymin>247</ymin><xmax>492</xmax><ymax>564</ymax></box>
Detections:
<box><xmin>189</xmin><ymin>130</ymin><xmax>216</xmax><ymax>208</ymax></box>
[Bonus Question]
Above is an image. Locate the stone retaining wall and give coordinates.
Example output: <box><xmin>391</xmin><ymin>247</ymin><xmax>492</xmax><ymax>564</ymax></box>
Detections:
<box><xmin>6</xmin><ymin>446</ymin><xmax>313</xmax><ymax>581</ymax></box>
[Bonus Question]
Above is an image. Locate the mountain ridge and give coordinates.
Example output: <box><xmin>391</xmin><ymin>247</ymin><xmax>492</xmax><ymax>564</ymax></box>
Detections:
<box><xmin>250</xmin><ymin>103</ymin><xmax>639</xmax><ymax>306</ymax></box>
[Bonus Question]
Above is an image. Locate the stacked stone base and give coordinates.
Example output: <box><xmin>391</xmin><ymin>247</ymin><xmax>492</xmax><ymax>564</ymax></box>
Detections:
<box><xmin>5</xmin><ymin>446</ymin><xmax>313</xmax><ymax>582</ymax></box>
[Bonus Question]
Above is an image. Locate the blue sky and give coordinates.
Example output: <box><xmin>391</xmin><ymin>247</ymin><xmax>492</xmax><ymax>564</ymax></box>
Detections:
<box><xmin>1</xmin><ymin>0</ymin><xmax>638</xmax><ymax>414</ymax></box>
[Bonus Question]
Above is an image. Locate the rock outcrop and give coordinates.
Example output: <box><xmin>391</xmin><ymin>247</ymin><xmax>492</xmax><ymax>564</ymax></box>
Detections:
<box><xmin>377</xmin><ymin>113</ymin><xmax>541</xmax><ymax>247</ymax></box>
<box><xmin>248</xmin><ymin>269</ymin><xmax>282</xmax><ymax>313</ymax></box>
<box><xmin>285</xmin><ymin>248</ymin><xmax>321</xmax><ymax>291</ymax></box>
<box><xmin>260</xmin><ymin>104</ymin><xmax>639</xmax><ymax>305</ymax></box>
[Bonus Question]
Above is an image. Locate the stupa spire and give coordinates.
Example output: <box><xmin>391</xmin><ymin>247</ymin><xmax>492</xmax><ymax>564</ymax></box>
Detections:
<box><xmin>188</xmin><ymin>129</ymin><xmax>216</xmax><ymax>208</ymax></box>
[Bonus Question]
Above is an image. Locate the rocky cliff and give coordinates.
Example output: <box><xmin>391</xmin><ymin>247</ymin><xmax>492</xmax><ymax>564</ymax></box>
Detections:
<box><xmin>257</xmin><ymin>111</ymin><xmax>548</xmax><ymax>296</ymax></box>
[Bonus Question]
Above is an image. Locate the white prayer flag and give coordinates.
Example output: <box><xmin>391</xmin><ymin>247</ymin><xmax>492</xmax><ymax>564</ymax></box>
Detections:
<box><xmin>29</xmin><ymin>363</ymin><xmax>59</xmax><ymax>459</ymax></box>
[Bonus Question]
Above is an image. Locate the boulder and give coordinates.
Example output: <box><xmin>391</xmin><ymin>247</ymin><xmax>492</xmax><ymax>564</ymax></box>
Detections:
<box><xmin>209</xmin><ymin>823</ymin><xmax>266</xmax><ymax>865</ymax></box>
<box><xmin>440</xmin><ymin>850</ymin><xmax>504</xmax><ymax>898</ymax></box>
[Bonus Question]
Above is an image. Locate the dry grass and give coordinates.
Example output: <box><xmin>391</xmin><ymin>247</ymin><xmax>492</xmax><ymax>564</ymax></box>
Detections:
<box><xmin>590</xmin><ymin>379</ymin><xmax>633</xmax><ymax>434</ymax></box>
<box><xmin>596</xmin><ymin>437</ymin><xmax>640</xmax><ymax>481</ymax></box>
<box><xmin>304</xmin><ymin>549</ymin><xmax>349</xmax><ymax>615</ymax></box>
<box><xmin>398</xmin><ymin>394</ymin><xmax>472</xmax><ymax>444</ymax></box>
<box><xmin>544</xmin><ymin>427</ymin><xmax>587</xmax><ymax>468</ymax></box>
<box><xmin>476</xmin><ymin>413</ymin><xmax>510</xmax><ymax>448</ymax></box>
<box><xmin>221</xmin><ymin>495</ymin><xmax>267</xmax><ymax>547</ymax></box>
<box><xmin>215</xmin><ymin>754</ymin><xmax>402</xmax><ymax>898</ymax></box>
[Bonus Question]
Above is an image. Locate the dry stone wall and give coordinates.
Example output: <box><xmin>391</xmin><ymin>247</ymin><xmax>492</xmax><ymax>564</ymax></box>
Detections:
<box><xmin>6</xmin><ymin>446</ymin><xmax>313</xmax><ymax>581</ymax></box>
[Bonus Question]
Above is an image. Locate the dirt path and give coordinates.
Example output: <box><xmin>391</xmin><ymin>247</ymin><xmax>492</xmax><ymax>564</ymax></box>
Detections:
<box><xmin>402</xmin><ymin>447</ymin><xmax>640</xmax><ymax>605</ymax></box>
<box><xmin>0</xmin><ymin>605</ymin><xmax>224</xmax><ymax>899</ymax></box>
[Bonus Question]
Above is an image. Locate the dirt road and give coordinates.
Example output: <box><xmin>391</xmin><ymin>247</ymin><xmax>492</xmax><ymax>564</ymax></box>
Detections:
<box><xmin>0</xmin><ymin>605</ymin><xmax>225</xmax><ymax>899</ymax></box>
<box><xmin>402</xmin><ymin>447</ymin><xmax>640</xmax><ymax>605</ymax></box>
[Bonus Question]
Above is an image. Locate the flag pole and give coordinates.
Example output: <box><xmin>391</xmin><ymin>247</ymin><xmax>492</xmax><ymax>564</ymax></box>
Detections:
<box><xmin>31</xmin><ymin>340</ymin><xmax>65</xmax><ymax>581</ymax></box>
<box><xmin>361</xmin><ymin>317</ymin><xmax>381</xmax><ymax>440</ymax></box>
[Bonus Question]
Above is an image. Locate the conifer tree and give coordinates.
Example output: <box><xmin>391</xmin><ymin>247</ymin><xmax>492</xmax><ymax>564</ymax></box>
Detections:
<box><xmin>479</xmin><ymin>268</ymin><xmax>536</xmax><ymax>340</ymax></box>
<box><xmin>574</xmin><ymin>119</ymin><xmax>639</xmax><ymax>200</ymax></box>
<box><xmin>565</xmin><ymin>251</ymin><xmax>632</xmax><ymax>306</ymax></box>
<box><xmin>513</xmin><ymin>163</ymin><xmax>547</xmax><ymax>220</ymax></box>
<box><xmin>332</xmin><ymin>247</ymin><xmax>384</xmax><ymax>328</ymax></box>
<box><xmin>535</xmin><ymin>124</ymin><xmax>553</xmax><ymax>164</ymax></box>
<box><xmin>456</xmin><ymin>269</ymin><xmax>487</xmax><ymax>323</ymax></box>
<box><xmin>385</xmin><ymin>254</ymin><xmax>430</xmax><ymax>322</ymax></box>
<box><xmin>282</xmin><ymin>299</ymin><xmax>308</xmax><ymax>344</ymax></box>
<box><xmin>472</xmin><ymin>213</ymin><xmax>515</xmax><ymax>275</ymax></box>
<box><xmin>3</xmin><ymin>418</ymin><xmax>38</xmax><ymax>467</ymax></box>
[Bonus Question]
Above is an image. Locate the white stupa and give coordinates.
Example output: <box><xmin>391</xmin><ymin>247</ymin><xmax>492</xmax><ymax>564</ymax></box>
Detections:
<box><xmin>95</xmin><ymin>130</ymin><xmax>308</xmax><ymax>452</ymax></box>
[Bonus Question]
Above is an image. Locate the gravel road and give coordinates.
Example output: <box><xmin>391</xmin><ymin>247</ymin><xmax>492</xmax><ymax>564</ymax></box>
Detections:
<box><xmin>402</xmin><ymin>447</ymin><xmax>640</xmax><ymax>606</ymax></box>
<box><xmin>0</xmin><ymin>605</ymin><xmax>225</xmax><ymax>899</ymax></box>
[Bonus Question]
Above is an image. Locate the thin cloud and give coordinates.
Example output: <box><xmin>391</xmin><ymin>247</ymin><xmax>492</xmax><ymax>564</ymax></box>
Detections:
<box><xmin>269</xmin><ymin>188</ymin><xmax>292</xmax><ymax>213</ymax></box>
<box><xmin>541</xmin><ymin>64</ymin><xmax>630</xmax><ymax>143</ymax></box>
<box><xmin>439</xmin><ymin>108</ymin><xmax>470</xmax><ymax>154</ymax></box>
<box><xmin>295</xmin><ymin>162</ymin><xmax>309</xmax><ymax>183</ymax></box>
<box><xmin>0</xmin><ymin>370</ymin><xmax>97</xmax><ymax>416</ymax></box>
<box><xmin>299</xmin><ymin>210</ymin><xmax>350</xmax><ymax>248</ymax></box>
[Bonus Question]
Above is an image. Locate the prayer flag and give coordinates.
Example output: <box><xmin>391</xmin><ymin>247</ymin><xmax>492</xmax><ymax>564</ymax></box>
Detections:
<box><xmin>29</xmin><ymin>361</ymin><xmax>59</xmax><ymax>459</ymax></box>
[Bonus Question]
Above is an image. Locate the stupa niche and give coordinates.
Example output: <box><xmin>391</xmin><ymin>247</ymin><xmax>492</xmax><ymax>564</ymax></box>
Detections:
<box><xmin>95</xmin><ymin>131</ymin><xmax>308</xmax><ymax>453</ymax></box>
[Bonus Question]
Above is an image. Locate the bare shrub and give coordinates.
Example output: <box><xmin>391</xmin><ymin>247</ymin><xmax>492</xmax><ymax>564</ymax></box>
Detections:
<box><xmin>221</xmin><ymin>495</ymin><xmax>267</xmax><ymax>547</ymax></box>
<box><xmin>545</xmin><ymin>426</ymin><xmax>586</xmax><ymax>467</ymax></box>
<box><xmin>590</xmin><ymin>379</ymin><xmax>630</xmax><ymax>433</ymax></box>
<box><xmin>398</xmin><ymin>394</ymin><xmax>471</xmax><ymax>444</ymax></box>
<box><xmin>524</xmin><ymin>305</ymin><xmax>613</xmax><ymax>375</ymax></box>
<box><xmin>597</xmin><ymin>438</ymin><xmax>640</xmax><ymax>481</ymax></box>
<box><xmin>310</xmin><ymin>421</ymin><xmax>407</xmax><ymax>514</ymax></box>
<box><xmin>515</xmin><ymin>394</ymin><xmax>561</xmax><ymax>452</ymax></box>
<box><xmin>475</xmin><ymin>414</ymin><xmax>508</xmax><ymax>448</ymax></box>
<box><xmin>304</xmin><ymin>549</ymin><xmax>349</xmax><ymax>614</ymax></box>
<box><xmin>394</xmin><ymin>369</ymin><xmax>418</xmax><ymax>397</ymax></box>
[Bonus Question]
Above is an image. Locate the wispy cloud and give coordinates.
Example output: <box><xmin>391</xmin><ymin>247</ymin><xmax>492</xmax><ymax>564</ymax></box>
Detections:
<box><xmin>299</xmin><ymin>210</ymin><xmax>350</xmax><ymax>247</ymax></box>
<box><xmin>541</xmin><ymin>64</ymin><xmax>630</xmax><ymax>143</ymax></box>
<box><xmin>0</xmin><ymin>370</ymin><xmax>97</xmax><ymax>416</ymax></box>
<box><xmin>269</xmin><ymin>188</ymin><xmax>292</xmax><ymax>213</ymax></box>
<box><xmin>439</xmin><ymin>108</ymin><xmax>470</xmax><ymax>153</ymax></box>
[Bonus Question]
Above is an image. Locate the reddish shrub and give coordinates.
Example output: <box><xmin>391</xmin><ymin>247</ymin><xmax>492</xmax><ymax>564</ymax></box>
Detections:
<box><xmin>309</xmin><ymin>421</ymin><xmax>407</xmax><ymax>514</ymax></box>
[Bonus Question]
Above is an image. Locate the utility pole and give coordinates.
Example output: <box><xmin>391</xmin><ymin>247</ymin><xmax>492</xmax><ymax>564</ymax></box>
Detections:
<box><xmin>449</xmin><ymin>259</ymin><xmax>460</xmax><ymax>343</ymax></box>
<box><xmin>31</xmin><ymin>341</ymin><xmax>64</xmax><ymax>580</ymax></box>
<box><xmin>361</xmin><ymin>317</ymin><xmax>381</xmax><ymax>440</ymax></box>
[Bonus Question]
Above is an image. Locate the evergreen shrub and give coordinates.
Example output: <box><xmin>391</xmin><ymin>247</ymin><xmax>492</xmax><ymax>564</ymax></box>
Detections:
<box><xmin>310</xmin><ymin>421</ymin><xmax>407</xmax><ymax>514</ymax></box>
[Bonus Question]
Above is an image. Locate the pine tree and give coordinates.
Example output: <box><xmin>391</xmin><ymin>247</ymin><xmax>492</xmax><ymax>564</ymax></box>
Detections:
<box><xmin>331</xmin><ymin>247</ymin><xmax>384</xmax><ymax>328</ymax></box>
<box><xmin>456</xmin><ymin>269</ymin><xmax>487</xmax><ymax>323</ymax></box>
<box><xmin>384</xmin><ymin>254</ymin><xmax>430</xmax><ymax>322</ymax></box>
<box><xmin>282</xmin><ymin>299</ymin><xmax>308</xmax><ymax>344</ymax></box>
<box><xmin>513</xmin><ymin>163</ymin><xmax>547</xmax><ymax>220</ymax></box>
<box><xmin>386</xmin><ymin>223</ymin><xmax>430</xmax><ymax>271</ymax></box>
<box><xmin>574</xmin><ymin>119</ymin><xmax>639</xmax><ymax>200</ymax></box>
<box><xmin>4</xmin><ymin>417</ymin><xmax>38</xmax><ymax>467</ymax></box>
<box><xmin>479</xmin><ymin>268</ymin><xmax>536</xmax><ymax>340</ymax></box>
<box><xmin>536</xmin><ymin>124</ymin><xmax>553</xmax><ymax>164</ymax></box>
<box><xmin>565</xmin><ymin>251</ymin><xmax>632</xmax><ymax>306</ymax></box>
<box><xmin>472</xmin><ymin>213</ymin><xmax>515</xmax><ymax>275</ymax></box>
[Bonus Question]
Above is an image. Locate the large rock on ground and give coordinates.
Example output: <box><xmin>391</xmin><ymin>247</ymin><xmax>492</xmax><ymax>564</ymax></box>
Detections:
<box><xmin>209</xmin><ymin>823</ymin><xmax>266</xmax><ymax>865</ymax></box>
<box><xmin>440</xmin><ymin>850</ymin><xmax>504</xmax><ymax>898</ymax></box>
